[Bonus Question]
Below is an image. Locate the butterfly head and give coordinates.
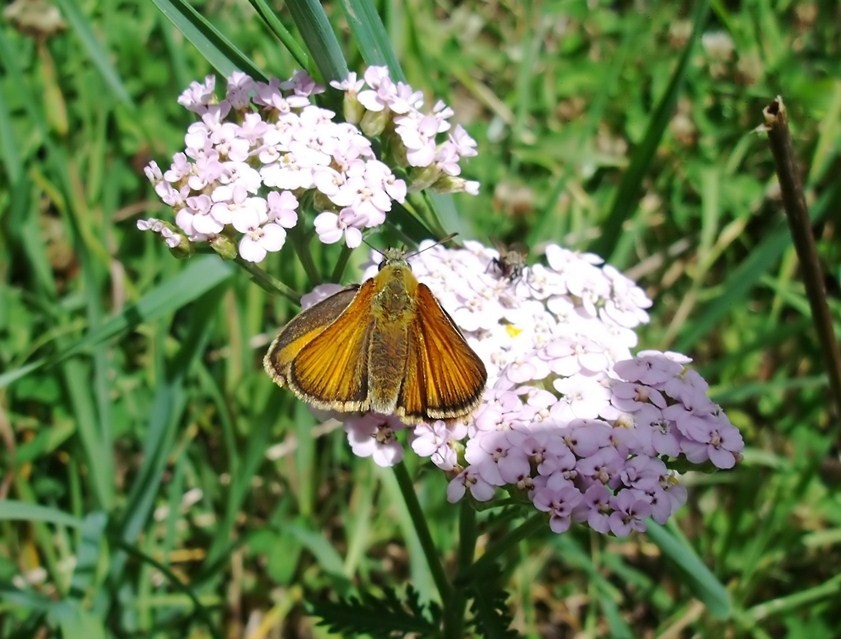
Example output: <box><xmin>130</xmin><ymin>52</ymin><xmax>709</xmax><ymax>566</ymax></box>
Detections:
<box><xmin>378</xmin><ymin>247</ymin><xmax>410</xmax><ymax>271</ymax></box>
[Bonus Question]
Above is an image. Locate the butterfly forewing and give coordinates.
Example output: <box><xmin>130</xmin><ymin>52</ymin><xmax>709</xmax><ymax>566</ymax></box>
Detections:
<box><xmin>288</xmin><ymin>281</ymin><xmax>376</xmax><ymax>408</ymax></box>
<box><xmin>408</xmin><ymin>284</ymin><xmax>487</xmax><ymax>419</ymax></box>
<box><xmin>264</xmin><ymin>286</ymin><xmax>360</xmax><ymax>385</ymax></box>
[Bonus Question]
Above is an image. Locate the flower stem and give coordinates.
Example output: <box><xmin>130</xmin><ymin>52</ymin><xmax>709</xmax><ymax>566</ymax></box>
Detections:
<box><xmin>442</xmin><ymin>502</ymin><xmax>477</xmax><ymax>639</ymax></box>
<box><xmin>762</xmin><ymin>97</ymin><xmax>841</xmax><ymax>422</ymax></box>
<box><xmin>391</xmin><ymin>462</ymin><xmax>453</xmax><ymax>606</ymax></box>
<box><xmin>330</xmin><ymin>244</ymin><xmax>353</xmax><ymax>282</ymax></box>
<box><xmin>457</xmin><ymin>512</ymin><xmax>546</xmax><ymax>585</ymax></box>
<box><xmin>287</xmin><ymin>225</ymin><xmax>322</xmax><ymax>286</ymax></box>
<box><xmin>234</xmin><ymin>257</ymin><xmax>300</xmax><ymax>303</ymax></box>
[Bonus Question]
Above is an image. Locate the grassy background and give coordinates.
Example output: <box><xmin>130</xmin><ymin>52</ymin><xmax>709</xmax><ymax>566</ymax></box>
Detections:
<box><xmin>2</xmin><ymin>0</ymin><xmax>841</xmax><ymax>637</ymax></box>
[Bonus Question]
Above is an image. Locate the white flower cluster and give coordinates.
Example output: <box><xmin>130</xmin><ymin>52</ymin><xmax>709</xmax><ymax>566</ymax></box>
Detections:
<box><xmin>326</xmin><ymin>241</ymin><xmax>743</xmax><ymax>536</ymax></box>
<box><xmin>139</xmin><ymin>68</ymin><xmax>479</xmax><ymax>261</ymax></box>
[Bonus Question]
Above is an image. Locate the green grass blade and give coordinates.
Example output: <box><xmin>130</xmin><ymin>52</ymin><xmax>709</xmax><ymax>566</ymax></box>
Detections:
<box><xmin>0</xmin><ymin>256</ymin><xmax>233</xmax><ymax>389</ymax></box>
<box><xmin>338</xmin><ymin>0</ymin><xmax>405</xmax><ymax>80</ymax></box>
<box><xmin>203</xmin><ymin>401</ymin><xmax>273</xmax><ymax>568</ymax></box>
<box><xmin>112</xmin><ymin>539</ymin><xmax>223</xmax><ymax>639</ymax></box>
<box><xmin>0</xmin><ymin>501</ymin><xmax>85</xmax><ymax>528</ymax></box>
<box><xmin>0</xmin><ymin>42</ymin><xmax>23</xmax><ymax>182</ymax></box>
<box><xmin>49</xmin><ymin>600</ymin><xmax>107</xmax><ymax>639</ymax></box>
<box><xmin>647</xmin><ymin>521</ymin><xmax>731</xmax><ymax>618</ymax></box>
<box><xmin>68</xmin><ymin>512</ymin><xmax>108</xmax><ymax>597</ymax></box>
<box><xmin>112</xmin><ymin>284</ymin><xmax>226</xmax><ymax>576</ymax></box>
<box><xmin>591</xmin><ymin>0</ymin><xmax>710</xmax><ymax>260</ymax></box>
<box><xmin>61</xmin><ymin>356</ymin><xmax>114</xmax><ymax>509</ymax></box>
<box><xmin>285</xmin><ymin>0</ymin><xmax>349</xmax><ymax>81</ymax></box>
<box><xmin>0</xmin><ymin>26</ymin><xmax>43</xmax><ymax>147</ymax></box>
<box><xmin>378</xmin><ymin>466</ymin><xmax>436</xmax><ymax>599</ymax></box>
<box><xmin>746</xmin><ymin>572</ymin><xmax>841</xmax><ymax>622</ymax></box>
<box><xmin>63</xmin><ymin>256</ymin><xmax>233</xmax><ymax>358</ymax></box>
<box><xmin>248</xmin><ymin>0</ymin><xmax>310</xmax><ymax>71</ymax></box>
<box><xmin>675</xmin><ymin>223</ymin><xmax>790</xmax><ymax>352</ymax></box>
<box><xmin>52</xmin><ymin>0</ymin><xmax>132</xmax><ymax>104</ymax></box>
<box><xmin>284</xmin><ymin>519</ymin><xmax>351</xmax><ymax>587</ymax></box>
<box><xmin>151</xmin><ymin>0</ymin><xmax>264</xmax><ymax>78</ymax></box>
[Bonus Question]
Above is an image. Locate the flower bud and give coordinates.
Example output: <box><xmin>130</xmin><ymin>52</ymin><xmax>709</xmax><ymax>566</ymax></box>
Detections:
<box><xmin>209</xmin><ymin>233</ymin><xmax>238</xmax><ymax>260</ymax></box>
<box><xmin>342</xmin><ymin>92</ymin><xmax>365</xmax><ymax>124</ymax></box>
<box><xmin>360</xmin><ymin>108</ymin><xmax>389</xmax><ymax>137</ymax></box>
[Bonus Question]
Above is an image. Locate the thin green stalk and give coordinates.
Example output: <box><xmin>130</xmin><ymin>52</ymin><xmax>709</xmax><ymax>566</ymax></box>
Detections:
<box><xmin>287</xmin><ymin>225</ymin><xmax>322</xmax><ymax>286</ymax></box>
<box><xmin>330</xmin><ymin>244</ymin><xmax>354</xmax><ymax>282</ymax></box>
<box><xmin>458</xmin><ymin>513</ymin><xmax>545</xmax><ymax>585</ymax></box>
<box><xmin>763</xmin><ymin>97</ymin><xmax>841</xmax><ymax>424</ymax></box>
<box><xmin>404</xmin><ymin>191</ymin><xmax>448</xmax><ymax>238</ymax></box>
<box><xmin>391</xmin><ymin>462</ymin><xmax>453</xmax><ymax>606</ymax></box>
<box><xmin>443</xmin><ymin>502</ymin><xmax>477</xmax><ymax>639</ymax></box>
<box><xmin>235</xmin><ymin>257</ymin><xmax>300</xmax><ymax>303</ymax></box>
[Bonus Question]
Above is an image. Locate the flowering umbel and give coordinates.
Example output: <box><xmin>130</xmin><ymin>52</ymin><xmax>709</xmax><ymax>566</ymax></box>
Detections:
<box><xmin>139</xmin><ymin>67</ymin><xmax>479</xmax><ymax>260</ymax></box>
<box><xmin>139</xmin><ymin>67</ymin><xmax>744</xmax><ymax>537</ymax></box>
<box><xmin>326</xmin><ymin>241</ymin><xmax>744</xmax><ymax>536</ymax></box>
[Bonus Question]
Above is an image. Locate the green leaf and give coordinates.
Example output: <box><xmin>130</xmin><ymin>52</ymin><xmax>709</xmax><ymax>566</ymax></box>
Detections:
<box><xmin>247</xmin><ymin>0</ymin><xmax>310</xmax><ymax>70</ymax></box>
<box><xmin>111</xmin><ymin>283</ymin><xmax>226</xmax><ymax>579</ymax></box>
<box><xmin>69</xmin><ymin>512</ymin><xmax>108</xmax><ymax>599</ymax></box>
<box><xmin>284</xmin><ymin>520</ymin><xmax>349</xmax><ymax>579</ymax></box>
<box><xmin>310</xmin><ymin>585</ymin><xmax>440</xmax><ymax>638</ymax></box>
<box><xmin>646</xmin><ymin>521</ymin><xmax>732</xmax><ymax>618</ymax></box>
<box><xmin>675</xmin><ymin>224</ymin><xmax>790</xmax><ymax>352</ymax></box>
<box><xmin>0</xmin><ymin>501</ymin><xmax>85</xmax><ymax>529</ymax></box>
<box><xmin>110</xmin><ymin>539</ymin><xmax>223</xmax><ymax>639</ymax></box>
<box><xmin>49</xmin><ymin>600</ymin><xmax>107</xmax><ymax>639</ymax></box>
<box><xmin>0</xmin><ymin>33</ymin><xmax>26</xmax><ymax>183</ymax></box>
<box><xmin>746</xmin><ymin>572</ymin><xmax>841</xmax><ymax>623</ymax></box>
<box><xmin>62</xmin><ymin>355</ymin><xmax>114</xmax><ymax>509</ymax></box>
<box><xmin>469</xmin><ymin>567</ymin><xmax>523</xmax><ymax>639</ymax></box>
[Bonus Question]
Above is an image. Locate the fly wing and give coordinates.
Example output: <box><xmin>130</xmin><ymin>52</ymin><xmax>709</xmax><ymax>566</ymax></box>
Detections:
<box><xmin>399</xmin><ymin>283</ymin><xmax>487</xmax><ymax>422</ymax></box>
<box><xmin>263</xmin><ymin>285</ymin><xmax>360</xmax><ymax>386</ymax></box>
<box><xmin>286</xmin><ymin>280</ymin><xmax>376</xmax><ymax>411</ymax></box>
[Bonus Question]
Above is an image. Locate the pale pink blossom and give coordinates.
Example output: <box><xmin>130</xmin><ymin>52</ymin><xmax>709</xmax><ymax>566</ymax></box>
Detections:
<box><xmin>146</xmin><ymin>67</ymin><xmax>459</xmax><ymax>263</ymax></box>
<box><xmin>345</xmin><ymin>414</ymin><xmax>405</xmax><ymax>467</ymax></box>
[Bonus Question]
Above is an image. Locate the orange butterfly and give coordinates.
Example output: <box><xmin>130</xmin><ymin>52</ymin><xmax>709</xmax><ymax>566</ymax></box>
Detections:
<box><xmin>264</xmin><ymin>248</ymin><xmax>488</xmax><ymax>424</ymax></box>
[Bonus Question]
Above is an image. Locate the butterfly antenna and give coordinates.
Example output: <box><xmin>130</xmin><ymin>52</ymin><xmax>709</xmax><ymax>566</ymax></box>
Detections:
<box><xmin>408</xmin><ymin>232</ymin><xmax>459</xmax><ymax>258</ymax></box>
<box><xmin>361</xmin><ymin>236</ymin><xmax>386</xmax><ymax>259</ymax></box>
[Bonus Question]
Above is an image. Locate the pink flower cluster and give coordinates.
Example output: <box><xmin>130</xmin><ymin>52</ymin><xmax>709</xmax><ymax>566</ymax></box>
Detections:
<box><xmin>138</xmin><ymin>68</ymin><xmax>479</xmax><ymax>261</ymax></box>
<box><xmin>332</xmin><ymin>67</ymin><xmax>479</xmax><ymax>194</ymax></box>
<box><xmin>331</xmin><ymin>241</ymin><xmax>744</xmax><ymax>536</ymax></box>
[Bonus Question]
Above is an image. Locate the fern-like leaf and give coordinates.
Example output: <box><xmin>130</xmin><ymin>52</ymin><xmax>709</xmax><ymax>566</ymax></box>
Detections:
<box><xmin>310</xmin><ymin>584</ymin><xmax>441</xmax><ymax>638</ymax></box>
<box><xmin>467</xmin><ymin>567</ymin><xmax>523</xmax><ymax>639</ymax></box>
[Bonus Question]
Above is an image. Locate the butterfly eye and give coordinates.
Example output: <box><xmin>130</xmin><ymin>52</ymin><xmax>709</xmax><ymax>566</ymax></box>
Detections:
<box><xmin>377</xmin><ymin>260</ymin><xmax>387</xmax><ymax>272</ymax></box>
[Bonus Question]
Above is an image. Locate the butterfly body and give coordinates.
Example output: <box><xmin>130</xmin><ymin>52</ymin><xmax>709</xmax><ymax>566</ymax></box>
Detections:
<box><xmin>264</xmin><ymin>249</ymin><xmax>487</xmax><ymax>424</ymax></box>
